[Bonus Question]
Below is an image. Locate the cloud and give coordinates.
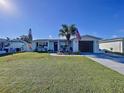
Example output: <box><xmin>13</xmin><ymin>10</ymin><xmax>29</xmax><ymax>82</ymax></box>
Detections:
<box><xmin>49</xmin><ymin>35</ymin><xmax>53</xmax><ymax>39</ymax></box>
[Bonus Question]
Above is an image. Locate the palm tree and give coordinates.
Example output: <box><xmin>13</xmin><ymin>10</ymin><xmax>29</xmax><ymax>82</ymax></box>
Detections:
<box><xmin>59</xmin><ymin>24</ymin><xmax>78</xmax><ymax>52</ymax></box>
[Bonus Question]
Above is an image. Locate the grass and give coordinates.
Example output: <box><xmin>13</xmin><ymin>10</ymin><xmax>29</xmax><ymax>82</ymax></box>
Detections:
<box><xmin>0</xmin><ymin>52</ymin><xmax>124</xmax><ymax>93</ymax></box>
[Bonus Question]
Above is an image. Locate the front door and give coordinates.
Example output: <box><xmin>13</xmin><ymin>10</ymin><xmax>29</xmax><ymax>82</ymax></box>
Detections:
<box><xmin>54</xmin><ymin>42</ymin><xmax>58</xmax><ymax>52</ymax></box>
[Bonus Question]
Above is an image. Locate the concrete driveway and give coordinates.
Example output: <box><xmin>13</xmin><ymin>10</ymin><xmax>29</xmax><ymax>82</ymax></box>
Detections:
<box><xmin>88</xmin><ymin>53</ymin><xmax>124</xmax><ymax>63</ymax></box>
<box><xmin>84</xmin><ymin>53</ymin><xmax>124</xmax><ymax>75</ymax></box>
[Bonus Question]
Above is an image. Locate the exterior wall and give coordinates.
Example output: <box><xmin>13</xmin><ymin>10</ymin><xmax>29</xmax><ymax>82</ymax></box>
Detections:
<box><xmin>5</xmin><ymin>42</ymin><xmax>28</xmax><ymax>52</ymax></box>
<box><xmin>0</xmin><ymin>40</ymin><xmax>8</xmax><ymax>51</ymax></box>
<box><xmin>99</xmin><ymin>41</ymin><xmax>123</xmax><ymax>53</ymax></box>
<box><xmin>73</xmin><ymin>37</ymin><xmax>100</xmax><ymax>53</ymax></box>
<box><xmin>123</xmin><ymin>40</ymin><xmax>124</xmax><ymax>53</ymax></box>
<box><xmin>49</xmin><ymin>41</ymin><xmax>54</xmax><ymax>51</ymax></box>
<box><xmin>73</xmin><ymin>39</ymin><xmax>79</xmax><ymax>52</ymax></box>
<box><xmin>0</xmin><ymin>41</ymin><xmax>6</xmax><ymax>54</ymax></box>
<box><xmin>33</xmin><ymin>36</ymin><xmax>101</xmax><ymax>53</ymax></box>
<box><xmin>72</xmin><ymin>40</ymin><xmax>100</xmax><ymax>53</ymax></box>
<box><xmin>32</xmin><ymin>42</ymin><xmax>36</xmax><ymax>51</ymax></box>
<box><xmin>94</xmin><ymin>40</ymin><xmax>100</xmax><ymax>53</ymax></box>
<box><xmin>33</xmin><ymin>40</ymin><xmax>68</xmax><ymax>52</ymax></box>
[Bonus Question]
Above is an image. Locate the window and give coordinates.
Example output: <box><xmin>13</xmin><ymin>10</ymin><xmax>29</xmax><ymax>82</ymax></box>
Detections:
<box><xmin>38</xmin><ymin>42</ymin><xmax>48</xmax><ymax>47</ymax></box>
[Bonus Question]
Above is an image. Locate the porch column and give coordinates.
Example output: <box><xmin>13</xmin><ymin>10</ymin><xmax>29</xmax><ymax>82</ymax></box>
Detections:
<box><xmin>47</xmin><ymin>41</ymin><xmax>50</xmax><ymax>51</ymax></box>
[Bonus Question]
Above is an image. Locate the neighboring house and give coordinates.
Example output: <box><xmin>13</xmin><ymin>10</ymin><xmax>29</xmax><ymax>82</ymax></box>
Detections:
<box><xmin>32</xmin><ymin>35</ymin><xmax>101</xmax><ymax>53</ymax></box>
<box><xmin>0</xmin><ymin>38</ymin><xmax>7</xmax><ymax>54</ymax></box>
<box><xmin>99</xmin><ymin>38</ymin><xmax>124</xmax><ymax>53</ymax></box>
<box><xmin>4</xmin><ymin>39</ymin><xmax>32</xmax><ymax>53</ymax></box>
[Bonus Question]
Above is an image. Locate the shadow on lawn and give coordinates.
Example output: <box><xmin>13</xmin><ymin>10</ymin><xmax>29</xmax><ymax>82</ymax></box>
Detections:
<box><xmin>0</xmin><ymin>52</ymin><xmax>26</xmax><ymax>57</ymax></box>
<box><xmin>0</xmin><ymin>53</ymin><xmax>17</xmax><ymax>57</ymax></box>
<box><xmin>0</xmin><ymin>51</ymin><xmax>48</xmax><ymax>57</ymax></box>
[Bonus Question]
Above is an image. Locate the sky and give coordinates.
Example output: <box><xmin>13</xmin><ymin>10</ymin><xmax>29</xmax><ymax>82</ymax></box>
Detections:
<box><xmin>0</xmin><ymin>0</ymin><xmax>124</xmax><ymax>39</ymax></box>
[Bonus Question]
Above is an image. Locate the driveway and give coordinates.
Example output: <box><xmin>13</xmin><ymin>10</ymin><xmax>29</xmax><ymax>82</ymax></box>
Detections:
<box><xmin>85</xmin><ymin>53</ymin><xmax>124</xmax><ymax>75</ymax></box>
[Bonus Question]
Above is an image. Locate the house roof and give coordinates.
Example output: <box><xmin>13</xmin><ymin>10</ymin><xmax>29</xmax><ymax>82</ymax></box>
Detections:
<box><xmin>9</xmin><ymin>39</ymin><xmax>29</xmax><ymax>44</ymax></box>
<box><xmin>33</xmin><ymin>35</ymin><xmax>102</xmax><ymax>42</ymax></box>
<box><xmin>99</xmin><ymin>37</ymin><xmax>124</xmax><ymax>43</ymax></box>
<box><xmin>80</xmin><ymin>35</ymin><xmax>102</xmax><ymax>40</ymax></box>
<box><xmin>0</xmin><ymin>38</ymin><xmax>7</xmax><ymax>42</ymax></box>
<box><xmin>33</xmin><ymin>38</ymin><xmax>67</xmax><ymax>42</ymax></box>
<box><xmin>71</xmin><ymin>35</ymin><xmax>102</xmax><ymax>40</ymax></box>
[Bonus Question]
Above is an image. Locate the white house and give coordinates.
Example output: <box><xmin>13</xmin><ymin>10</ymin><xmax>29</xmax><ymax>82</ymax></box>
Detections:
<box><xmin>0</xmin><ymin>38</ymin><xmax>7</xmax><ymax>54</ymax></box>
<box><xmin>32</xmin><ymin>39</ymin><xmax>69</xmax><ymax>52</ymax></box>
<box><xmin>4</xmin><ymin>39</ymin><xmax>32</xmax><ymax>53</ymax></box>
<box><xmin>32</xmin><ymin>35</ymin><xmax>101</xmax><ymax>53</ymax></box>
<box><xmin>99</xmin><ymin>38</ymin><xmax>124</xmax><ymax>53</ymax></box>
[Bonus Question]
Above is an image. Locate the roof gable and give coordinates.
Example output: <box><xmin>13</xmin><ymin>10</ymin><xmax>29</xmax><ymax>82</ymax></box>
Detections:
<box><xmin>81</xmin><ymin>35</ymin><xmax>102</xmax><ymax>40</ymax></box>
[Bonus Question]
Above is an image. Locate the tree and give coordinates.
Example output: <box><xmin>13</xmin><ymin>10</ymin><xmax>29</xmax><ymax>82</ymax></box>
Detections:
<box><xmin>28</xmin><ymin>28</ymin><xmax>33</xmax><ymax>43</ymax></box>
<box><xmin>20</xmin><ymin>35</ymin><xmax>29</xmax><ymax>43</ymax></box>
<box><xmin>19</xmin><ymin>28</ymin><xmax>33</xmax><ymax>43</ymax></box>
<box><xmin>59</xmin><ymin>24</ymin><xmax>78</xmax><ymax>52</ymax></box>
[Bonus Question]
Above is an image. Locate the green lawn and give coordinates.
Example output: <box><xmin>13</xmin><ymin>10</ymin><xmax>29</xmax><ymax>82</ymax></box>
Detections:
<box><xmin>0</xmin><ymin>52</ymin><xmax>124</xmax><ymax>93</ymax></box>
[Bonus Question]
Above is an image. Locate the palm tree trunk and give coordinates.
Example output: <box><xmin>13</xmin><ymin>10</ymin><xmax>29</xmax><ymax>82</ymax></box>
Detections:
<box><xmin>67</xmin><ymin>40</ymin><xmax>70</xmax><ymax>52</ymax></box>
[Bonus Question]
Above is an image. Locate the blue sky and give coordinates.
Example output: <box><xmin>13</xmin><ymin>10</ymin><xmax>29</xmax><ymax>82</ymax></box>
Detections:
<box><xmin>0</xmin><ymin>0</ymin><xmax>124</xmax><ymax>39</ymax></box>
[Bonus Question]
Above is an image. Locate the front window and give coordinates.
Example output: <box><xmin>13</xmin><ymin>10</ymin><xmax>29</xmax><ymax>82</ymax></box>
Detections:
<box><xmin>37</xmin><ymin>41</ymin><xmax>48</xmax><ymax>51</ymax></box>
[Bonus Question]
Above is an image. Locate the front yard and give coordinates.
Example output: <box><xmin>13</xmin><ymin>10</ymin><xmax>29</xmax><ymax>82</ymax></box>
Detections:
<box><xmin>0</xmin><ymin>52</ymin><xmax>124</xmax><ymax>93</ymax></box>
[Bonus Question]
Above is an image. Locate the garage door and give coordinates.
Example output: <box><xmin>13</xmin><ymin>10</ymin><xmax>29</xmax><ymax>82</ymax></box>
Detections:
<box><xmin>79</xmin><ymin>41</ymin><xmax>94</xmax><ymax>52</ymax></box>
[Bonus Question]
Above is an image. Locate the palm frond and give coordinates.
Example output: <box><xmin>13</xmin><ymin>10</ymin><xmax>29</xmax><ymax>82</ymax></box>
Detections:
<box><xmin>59</xmin><ymin>24</ymin><xmax>78</xmax><ymax>40</ymax></box>
<box><xmin>59</xmin><ymin>29</ymin><xmax>66</xmax><ymax>37</ymax></box>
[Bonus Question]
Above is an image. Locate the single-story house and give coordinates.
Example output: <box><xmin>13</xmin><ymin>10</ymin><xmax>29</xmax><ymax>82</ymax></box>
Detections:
<box><xmin>99</xmin><ymin>38</ymin><xmax>124</xmax><ymax>53</ymax></box>
<box><xmin>32</xmin><ymin>38</ymin><xmax>69</xmax><ymax>52</ymax></box>
<box><xmin>4</xmin><ymin>39</ymin><xmax>32</xmax><ymax>53</ymax></box>
<box><xmin>32</xmin><ymin>35</ymin><xmax>101</xmax><ymax>53</ymax></box>
<box><xmin>0</xmin><ymin>38</ymin><xmax>7</xmax><ymax>54</ymax></box>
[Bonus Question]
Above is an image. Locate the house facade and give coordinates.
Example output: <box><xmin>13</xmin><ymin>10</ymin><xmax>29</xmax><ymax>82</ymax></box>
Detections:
<box><xmin>32</xmin><ymin>39</ymin><xmax>70</xmax><ymax>52</ymax></box>
<box><xmin>0</xmin><ymin>38</ymin><xmax>7</xmax><ymax>54</ymax></box>
<box><xmin>32</xmin><ymin>35</ymin><xmax>101</xmax><ymax>53</ymax></box>
<box><xmin>73</xmin><ymin>35</ymin><xmax>101</xmax><ymax>53</ymax></box>
<box><xmin>4</xmin><ymin>40</ymin><xmax>32</xmax><ymax>53</ymax></box>
<box><xmin>0</xmin><ymin>35</ymin><xmax>102</xmax><ymax>54</ymax></box>
<box><xmin>99</xmin><ymin>38</ymin><xmax>124</xmax><ymax>53</ymax></box>
<box><xmin>0</xmin><ymin>39</ymin><xmax>32</xmax><ymax>54</ymax></box>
